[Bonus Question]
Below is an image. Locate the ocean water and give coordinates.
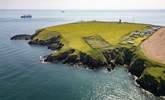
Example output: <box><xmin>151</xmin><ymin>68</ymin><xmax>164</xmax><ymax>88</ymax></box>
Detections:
<box><xmin>0</xmin><ymin>10</ymin><xmax>164</xmax><ymax>100</ymax></box>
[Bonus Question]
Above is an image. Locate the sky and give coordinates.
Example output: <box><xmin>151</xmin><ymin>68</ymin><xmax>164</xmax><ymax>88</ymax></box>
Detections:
<box><xmin>0</xmin><ymin>0</ymin><xmax>165</xmax><ymax>10</ymax></box>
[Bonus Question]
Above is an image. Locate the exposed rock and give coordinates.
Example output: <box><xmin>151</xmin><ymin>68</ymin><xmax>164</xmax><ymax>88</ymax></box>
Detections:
<box><xmin>44</xmin><ymin>47</ymin><xmax>136</xmax><ymax>70</ymax></box>
<box><xmin>136</xmin><ymin>67</ymin><xmax>165</xmax><ymax>96</ymax></box>
<box><xmin>63</xmin><ymin>54</ymin><xmax>79</xmax><ymax>64</ymax></box>
<box><xmin>79</xmin><ymin>52</ymin><xmax>105</xmax><ymax>69</ymax></box>
<box><xmin>29</xmin><ymin>35</ymin><xmax>61</xmax><ymax>45</ymax></box>
<box><xmin>158</xmin><ymin>79</ymin><xmax>165</xmax><ymax>96</ymax></box>
<box><xmin>136</xmin><ymin>75</ymin><xmax>160</xmax><ymax>96</ymax></box>
<box><xmin>44</xmin><ymin>48</ymin><xmax>106</xmax><ymax>69</ymax></box>
<box><xmin>44</xmin><ymin>49</ymin><xmax>75</xmax><ymax>62</ymax></box>
<box><xmin>102</xmin><ymin>47</ymin><xmax>134</xmax><ymax>66</ymax></box>
<box><xmin>129</xmin><ymin>58</ymin><xmax>145</xmax><ymax>77</ymax></box>
<box><xmin>47</xmin><ymin>43</ymin><xmax>64</xmax><ymax>50</ymax></box>
<box><xmin>10</xmin><ymin>34</ymin><xmax>31</xmax><ymax>40</ymax></box>
<box><xmin>28</xmin><ymin>35</ymin><xmax>63</xmax><ymax>50</ymax></box>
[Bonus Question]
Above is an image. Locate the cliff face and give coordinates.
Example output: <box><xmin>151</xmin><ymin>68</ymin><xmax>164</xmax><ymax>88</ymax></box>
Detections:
<box><xmin>128</xmin><ymin>58</ymin><xmax>146</xmax><ymax>77</ymax></box>
<box><xmin>44</xmin><ymin>48</ymin><xmax>106</xmax><ymax>69</ymax></box>
<box><xmin>136</xmin><ymin>67</ymin><xmax>165</xmax><ymax>96</ymax></box>
<box><xmin>137</xmin><ymin>74</ymin><xmax>160</xmax><ymax>95</ymax></box>
<box><xmin>103</xmin><ymin>47</ymin><xmax>134</xmax><ymax>66</ymax></box>
<box><xmin>44</xmin><ymin>46</ymin><xmax>136</xmax><ymax>70</ymax></box>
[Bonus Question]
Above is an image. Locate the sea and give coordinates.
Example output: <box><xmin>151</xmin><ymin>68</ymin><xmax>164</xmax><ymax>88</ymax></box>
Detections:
<box><xmin>0</xmin><ymin>9</ymin><xmax>164</xmax><ymax>100</ymax></box>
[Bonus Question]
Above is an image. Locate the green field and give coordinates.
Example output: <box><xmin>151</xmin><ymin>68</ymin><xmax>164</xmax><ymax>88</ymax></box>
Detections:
<box><xmin>33</xmin><ymin>21</ymin><xmax>149</xmax><ymax>60</ymax></box>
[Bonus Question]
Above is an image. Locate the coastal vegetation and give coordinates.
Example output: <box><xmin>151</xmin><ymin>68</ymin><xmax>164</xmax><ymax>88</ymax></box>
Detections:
<box><xmin>11</xmin><ymin>21</ymin><xmax>165</xmax><ymax>96</ymax></box>
<box><xmin>31</xmin><ymin>21</ymin><xmax>149</xmax><ymax>61</ymax></box>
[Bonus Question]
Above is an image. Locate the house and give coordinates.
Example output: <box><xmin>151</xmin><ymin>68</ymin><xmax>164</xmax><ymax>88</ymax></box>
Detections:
<box><xmin>131</xmin><ymin>31</ymin><xmax>141</xmax><ymax>35</ymax></box>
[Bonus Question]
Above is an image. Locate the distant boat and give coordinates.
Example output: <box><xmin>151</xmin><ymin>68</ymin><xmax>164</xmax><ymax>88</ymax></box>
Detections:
<box><xmin>61</xmin><ymin>10</ymin><xmax>65</xmax><ymax>13</ymax></box>
<box><xmin>20</xmin><ymin>14</ymin><xmax>32</xmax><ymax>19</ymax></box>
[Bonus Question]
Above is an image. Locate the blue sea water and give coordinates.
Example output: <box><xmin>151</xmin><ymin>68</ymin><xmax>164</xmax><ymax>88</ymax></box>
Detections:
<box><xmin>0</xmin><ymin>10</ymin><xmax>164</xmax><ymax>100</ymax></box>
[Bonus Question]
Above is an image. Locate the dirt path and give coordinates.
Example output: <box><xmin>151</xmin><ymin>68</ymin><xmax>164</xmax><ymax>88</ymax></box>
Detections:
<box><xmin>141</xmin><ymin>28</ymin><xmax>165</xmax><ymax>64</ymax></box>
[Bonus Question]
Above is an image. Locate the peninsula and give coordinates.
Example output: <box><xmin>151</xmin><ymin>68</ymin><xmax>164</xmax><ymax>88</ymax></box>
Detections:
<box><xmin>11</xmin><ymin>21</ymin><xmax>165</xmax><ymax>96</ymax></box>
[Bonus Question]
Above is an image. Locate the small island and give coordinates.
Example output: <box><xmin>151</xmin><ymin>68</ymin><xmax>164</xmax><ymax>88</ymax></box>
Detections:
<box><xmin>11</xmin><ymin>21</ymin><xmax>165</xmax><ymax>96</ymax></box>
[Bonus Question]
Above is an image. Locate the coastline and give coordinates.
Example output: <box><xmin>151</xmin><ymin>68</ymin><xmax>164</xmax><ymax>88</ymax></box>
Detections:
<box><xmin>11</xmin><ymin>21</ymin><xmax>165</xmax><ymax>97</ymax></box>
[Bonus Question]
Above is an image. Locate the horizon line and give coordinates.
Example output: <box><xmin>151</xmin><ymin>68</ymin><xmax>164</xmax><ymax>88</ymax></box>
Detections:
<box><xmin>0</xmin><ymin>9</ymin><xmax>165</xmax><ymax>11</ymax></box>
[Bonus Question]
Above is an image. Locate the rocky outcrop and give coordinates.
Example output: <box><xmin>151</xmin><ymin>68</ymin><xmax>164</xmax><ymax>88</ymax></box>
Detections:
<box><xmin>128</xmin><ymin>58</ymin><xmax>146</xmax><ymax>77</ymax></box>
<box><xmin>44</xmin><ymin>47</ymin><xmax>136</xmax><ymax>70</ymax></box>
<box><xmin>63</xmin><ymin>54</ymin><xmax>79</xmax><ymax>64</ymax></box>
<box><xmin>79</xmin><ymin>52</ymin><xmax>105</xmax><ymax>69</ymax></box>
<box><xmin>29</xmin><ymin>35</ymin><xmax>60</xmax><ymax>45</ymax></box>
<box><xmin>135</xmin><ymin>67</ymin><xmax>165</xmax><ymax>96</ymax></box>
<box><xmin>137</xmin><ymin>74</ymin><xmax>159</xmax><ymax>95</ymax></box>
<box><xmin>44</xmin><ymin>48</ymin><xmax>105</xmax><ymax>69</ymax></box>
<box><xmin>10</xmin><ymin>34</ymin><xmax>31</xmax><ymax>40</ymax></box>
<box><xmin>136</xmin><ymin>74</ymin><xmax>165</xmax><ymax>96</ymax></box>
<box><xmin>103</xmin><ymin>47</ymin><xmax>164</xmax><ymax>96</ymax></box>
<box><xmin>47</xmin><ymin>43</ymin><xmax>64</xmax><ymax>50</ymax></box>
<box><xmin>28</xmin><ymin>35</ymin><xmax>63</xmax><ymax>50</ymax></box>
<box><xmin>44</xmin><ymin>49</ymin><xmax>75</xmax><ymax>62</ymax></box>
<box><xmin>102</xmin><ymin>47</ymin><xmax>135</xmax><ymax>67</ymax></box>
<box><xmin>158</xmin><ymin>79</ymin><xmax>165</xmax><ymax>95</ymax></box>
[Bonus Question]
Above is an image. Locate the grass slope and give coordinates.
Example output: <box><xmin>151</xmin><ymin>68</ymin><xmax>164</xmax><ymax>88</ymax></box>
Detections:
<box><xmin>33</xmin><ymin>21</ymin><xmax>148</xmax><ymax>60</ymax></box>
<box><xmin>143</xmin><ymin>67</ymin><xmax>165</xmax><ymax>81</ymax></box>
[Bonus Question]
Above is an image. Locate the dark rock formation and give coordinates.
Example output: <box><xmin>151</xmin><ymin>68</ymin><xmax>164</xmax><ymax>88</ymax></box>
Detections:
<box><xmin>10</xmin><ymin>34</ymin><xmax>31</xmax><ymax>40</ymax></box>
<box><xmin>44</xmin><ymin>47</ymin><xmax>136</xmax><ymax>70</ymax></box>
<box><xmin>79</xmin><ymin>52</ymin><xmax>105</xmax><ymax>69</ymax></box>
<box><xmin>136</xmin><ymin>74</ymin><xmax>165</xmax><ymax>96</ymax></box>
<box><xmin>63</xmin><ymin>54</ymin><xmax>79</xmax><ymax>64</ymax></box>
<box><xmin>137</xmin><ymin>75</ymin><xmax>159</xmax><ymax>95</ymax></box>
<box><xmin>44</xmin><ymin>48</ymin><xmax>105</xmax><ymax>69</ymax></box>
<box><xmin>29</xmin><ymin>35</ymin><xmax>61</xmax><ymax>45</ymax></box>
<box><xmin>129</xmin><ymin>58</ymin><xmax>145</xmax><ymax>77</ymax></box>
<box><xmin>135</xmin><ymin>68</ymin><xmax>165</xmax><ymax>96</ymax></box>
<box><xmin>28</xmin><ymin>35</ymin><xmax>63</xmax><ymax>50</ymax></box>
<box><xmin>47</xmin><ymin>43</ymin><xmax>64</xmax><ymax>50</ymax></box>
<box><xmin>44</xmin><ymin>49</ymin><xmax>75</xmax><ymax>62</ymax></box>
<box><xmin>158</xmin><ymin>79</ymin><xmax>165</xmax><ymax>96</ymax></box>
<box><xmin>102</xmin><ymin>47</ymin><xmax>135</xmax><ymax>66</ymax></box>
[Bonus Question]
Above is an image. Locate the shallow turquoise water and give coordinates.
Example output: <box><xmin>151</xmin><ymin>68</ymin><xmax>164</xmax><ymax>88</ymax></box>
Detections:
<box><xmin>0</xmin><ymin>10</ymin><xmax>163</xmax><ymax>100</ymax></box>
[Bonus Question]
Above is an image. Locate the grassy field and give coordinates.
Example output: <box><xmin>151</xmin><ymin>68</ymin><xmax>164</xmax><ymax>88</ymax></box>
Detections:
<box><xmin>83</xmin><ymin>35</ymin><xmax>111</xmax><ymax>50</ymax></box>
<box><xmin>33</xmin><ymin>21</ymin><xmax>149</xmax><ymax>60</ymax></box>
